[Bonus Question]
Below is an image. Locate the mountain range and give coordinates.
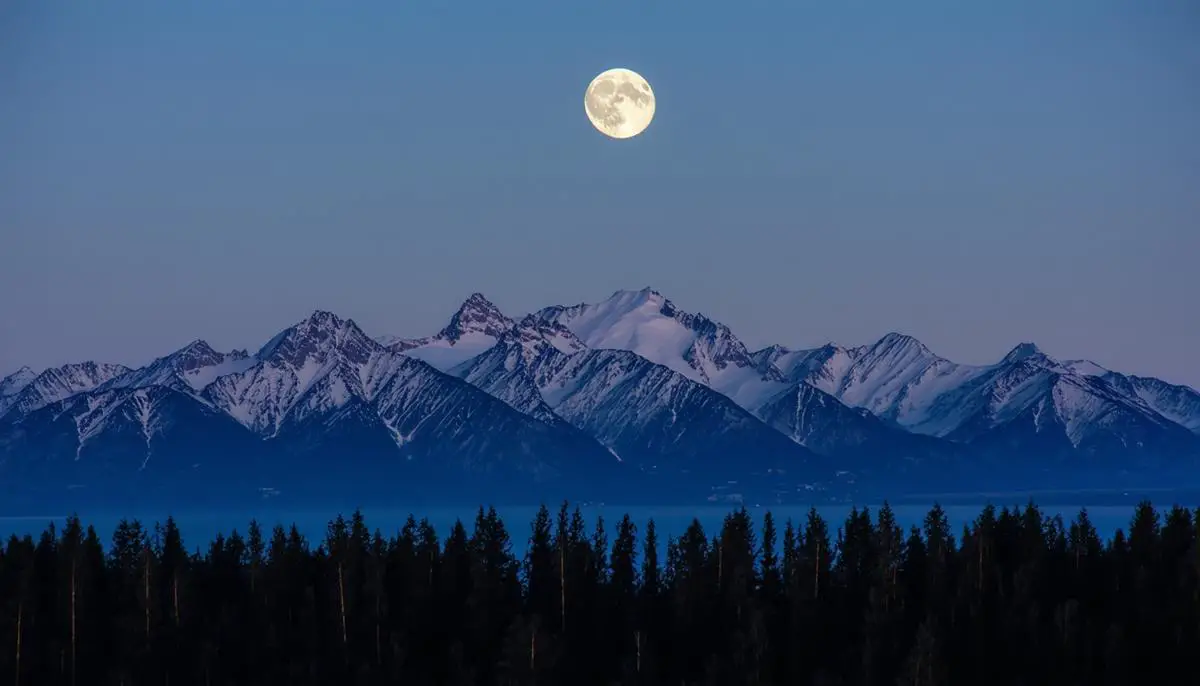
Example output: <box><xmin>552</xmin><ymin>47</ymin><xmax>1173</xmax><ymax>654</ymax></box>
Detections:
<box><xmin>3</xmin><ymin>288</ymin><xmax>1199</xmax><ymax>510</ymax></box>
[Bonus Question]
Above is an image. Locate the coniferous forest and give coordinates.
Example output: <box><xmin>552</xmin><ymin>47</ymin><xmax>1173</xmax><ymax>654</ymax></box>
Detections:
<box><xmin>1</xmin><ymin>501</ymin><xmax>1198</xmax><ymax>685</ymax></box>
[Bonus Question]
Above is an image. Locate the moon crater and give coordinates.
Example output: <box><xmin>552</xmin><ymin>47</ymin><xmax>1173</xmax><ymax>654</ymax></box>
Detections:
<box><xmin>584</xmin><ymin>68</ymin><xmax>656</xmax><ymax>139</ymax></box>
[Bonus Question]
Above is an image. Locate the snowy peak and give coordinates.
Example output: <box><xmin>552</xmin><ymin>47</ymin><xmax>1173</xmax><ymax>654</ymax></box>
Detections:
<box><xmin>202</xmin><ymin>311</ymin><xmax>390</xmax><ymax>435</ymax></box>
<box><xmin>170</xmin><ymin>340</ymin><xmax>227</xmax><ymax>372</ymax></box>
<box><xmin>790</xmin><ymin>325</ymin><xmax>1198</xmax><ymax>454</ymax></box>
<box><xmin>845</xmin><ymin>333</ymin><xmax>943</xmax><ymax>383</ymax></box>
<box><xmin>103</xmin><ymin>339</ymin><xmax>259</xmax><ymax>395</ymax></box>
<box><xmin>750</xmin><ymin>344</ymin><xmax>790</xmax><ymax>371</ymax></box>
<box><xmin>0</xmin><ymin>366</ymin><xmax>37</xmax><ymax>400</ymax></box>
<box><xmin>533</xmin><ymin>287</ymin><xmax>758</xmax><ymax>383</ymax></box>
<box><xmin>1091</xmin><ymin>371</ymin><xmax>1200</xmax><ymax>434</ymax></box>
<box><xmin>677</xmin><ymin>311</ymin><xmax>754</xmax><ymax>373</ymax></box>
<box><xmin>258</xmin><ymin>310</ymin><xmax>379</xmax><ymax>367</ymax></box>
<box><xmin>438</xmin><ymin>293</ymin><xmax>514</xmax><ymax>342</ymax></box>
<box><xmin>0</xmin><ymin>361</ymin><xmax>130</xmax><ymax>420</ymax></box>
<box><xmin>388</xmin><ymin>295</ymin><xmax>520</xmax><ymax>372</ymax></box>
<box><xmin>790</xmin><ymin>333</ymin><xmax>986</xmax><ymax>434</ymax></box>
<box><xmin>532</xmin><ymin>288</ymin><xmax>811</xmax><ymax>409</ymax></box>
<box><xmin>864</xmin><ymin>332</ymin><xmax>933</xmax><ymax>361</ymax></box>
<box><xmin>532</xmin><ymin>287</ymin><xmax>671</xmax><ymax>345</ymax></box>
<box><xmin>1002</xmin><ymin>342</ymin><xmax>1049</xmax><ymax>365</ymax></box>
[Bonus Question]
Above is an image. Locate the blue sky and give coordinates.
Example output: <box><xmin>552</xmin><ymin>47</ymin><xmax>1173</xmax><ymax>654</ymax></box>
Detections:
<box><xmin>2</xmin><ymin>0</ymin><xmax>1198</xmax><ymax>386</ymax></box>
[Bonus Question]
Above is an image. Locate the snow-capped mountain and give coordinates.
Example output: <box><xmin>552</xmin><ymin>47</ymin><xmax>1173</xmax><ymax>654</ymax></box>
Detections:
<box><xmin>533</xmin><ymin>288</ymin><xmax>788</xmax><ymax>408</ymax></box>
<box><xmin>384</xmin><ymin>293</ymin><xmax>517</xmax><ymax>370</ymax></box>
<box><xmin>525</xmin><ymin>288</ymin><xmax>1200</xmax><ymax>473</ymax></box>
<box><xmin>1064</xmin><ymin>361</ymin><xmax>1200</xmax><ymax>434</ymax></box>
<box><xmin>0</xmin><ymin>361</ymin><xmax>131</xmax><ymax>421</ymax></box>
<box><xmin>941</xmin><ymin>348</ymin><xmax>1196</xmax><ymax>464</ymax></box>
<box><xmin>0</xmin><ymin>367</ymin><xmax>37</xmax><ymax>413</ymax></box>
<box><xmin>101</xmin><ymin>340</ymin><xmax>255</xmax><ymax>396</ymax></box>
<box><xmin>402</xmin><ymin>295</ymin><xmax>828</xmax><ymax>489</ymax></box>
<box><xmin>453</xmin><ymin>326</ymin><xmax>824</xmax><ymax>487</ymax></box>
<box><xmin>768</xmin><ymin>337</ymin><xmax>1200</xmax><ymax>472</ymax></box>
<box><xmin>4</xmin><ymin>286</ymin><xmax>1199</xmax><ymax>509</ymax></box>
<box><xmin>1</xmin><ymin>384</ymin><xmax>263</xmax><ymax>483</ymax></box>
<box><xmin>0</xmin><ymin>310</ymin><xmax>639</xmax><ymax>508</ymax></box>
<box><xmin>753</xmin><ymin>382</ymin><xmax>963</xmax><ymax>469</ymax></box>
<box><xmin>198</xmin><ymin>309</ymin><xmax>628</xmax><ymax>501</ymax></box>
<box><xmin>202</xmin><ymin>310</ymin><xmax>384</xmax><ymax>436</ymax></box>
<box><xmin>769</xmin><ymin>334</ymin><xmax>988</xmax><ymax>436</ymax></box>
<box><xmin>524</xmin><ymin>290</ymin><xmax>975</xmax><ymax>470</ymax></box>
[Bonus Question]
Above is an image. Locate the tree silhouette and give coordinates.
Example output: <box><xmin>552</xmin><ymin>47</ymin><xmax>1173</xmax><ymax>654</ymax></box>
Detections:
<box><xmin>0</xmin><ymin>500</ymin><xmax>1195</xmax><ymax>684</ymax></box>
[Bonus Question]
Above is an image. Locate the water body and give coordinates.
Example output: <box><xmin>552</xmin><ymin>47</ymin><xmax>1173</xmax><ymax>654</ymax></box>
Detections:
<box><xmin>0</xmin><ymin>502</ymin><xmax>1159</xmax><ymax>556</ymax></box>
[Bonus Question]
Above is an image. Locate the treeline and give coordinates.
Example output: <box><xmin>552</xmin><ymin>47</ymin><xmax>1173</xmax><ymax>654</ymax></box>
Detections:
<box><xmin>1</xmin><ymin>501</ymin><xmax>1198</xmax><ymax>685</ymax></box>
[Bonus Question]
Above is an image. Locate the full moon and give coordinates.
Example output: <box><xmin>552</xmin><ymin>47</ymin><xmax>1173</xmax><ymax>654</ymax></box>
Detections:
<box><xmin>584</xmin><ymin>68</ymin><xmax>656</xmax><ymax>140</ymax></box>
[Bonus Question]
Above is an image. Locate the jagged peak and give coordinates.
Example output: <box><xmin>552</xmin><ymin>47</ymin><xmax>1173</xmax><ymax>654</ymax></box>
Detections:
<box><xmin>3</xmin><ymin>365</ymin><xmax>36</xmax><ymax>380</ymax></box>
<box><xmin>612</xmin><ymin>285</ymin><xmax>662</xmax><ymax>299</ymax></box>
<box><xmin>512</xmin><ymin>314</ymin><xmax>588</xmax><ymax>355</ymax></box>
<box><xmin>303</xmin><ymin>309</ymin><xmax>345</xmax><ymax>327</ymax></box>
<box><xmin>1002</xmin><ymin>342</ymin><xmax>1047</xmax><ymax>365</ymax></box>
<box><xmin>0</xmin><ymin>366</ymin><xmax>38</xmax><ymax>394</ymax></box>
<box><xmin>41</xmin><ymin>360</ymin><xmax>127</xmax><ymax>376</ymax></box>
<box><xmin>455</xmin><ymin>292</ymin><xmax>506</xmax><ymax>318</ymax></box>
<box><xmin>174</xmin><ymin>339</ymin><xmax>218</xmax><ymax>356</ymax></box>
<box><xmin>601</xmin><ymin>286</ymin><xmax>671</xmax><ymax>311</ymax></box>
<box><xmin>256</xmin><ymin>309</ymin><xmax>376</xmax><ymax>363</ymax></box>
<box><xmin>805</xmin><ymin>342</ymin><xmax>851</xmax><ymax>360</ymax></box>
<box><xmin>439</xmin><ymin>292</ymin><xmax>515</xmax><ymax>342</ymax></box>
<box><xmin>462</xmin><ymin>291</ymin><xmax>498</xmax><ymax>310</ymax></box>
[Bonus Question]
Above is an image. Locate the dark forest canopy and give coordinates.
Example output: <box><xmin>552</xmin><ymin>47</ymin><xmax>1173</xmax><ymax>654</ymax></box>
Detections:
<box><xmin>2</xmin><ymin>501</ymin><xmax>1199</xmax><ymax>685</ymax></box>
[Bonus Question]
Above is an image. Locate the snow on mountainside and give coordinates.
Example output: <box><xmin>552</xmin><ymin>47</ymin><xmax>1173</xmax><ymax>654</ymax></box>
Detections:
<box><xmin>2</xmin><ymin>307</ymin><xmax>632</xmax><ymax>504</ymax></box>
<box><xmin>384</xmin><ymin>294</ymin><xmax>826</xmax><ymax>486</ymax></box>
<box><xmin>533</xmin><ymin>288</ymin><xmax>789</xmax><ymax>408</ymax></box>
<box><xmin>0</xmin><ymin>362</ymin><xmax>130</xmax><ymax>421</ymax></box>
<box><xmin>940</xmin><ymin>349</ymin><xmax>1190</xmax><ymax>450</ymax></box>
<box><xmin>1064</xmin><ymin>360</ymin><xmax>1200</xmax><ymax>434</ymax></box>
<box><xmin>450</xmin><ymin>328</ymin><xmax>567</xmax><ymax>424</ymax></box>
<box><xmin>365</xmin><ymin>355</ymin><xmax>622</xmax><ymax>488</ymax></box>
<box><xmin>537</xmin><ymin>348</ymin><xmax>819</xmax><ymax>475</ymax></box>
<box><xmin>774</xmin><ymin>334</ymin><xmax>990</xmax><ymax>436</ymax></box>
<box><xmin>754</xmin><ymin>382</ymin><xmax>962</xmax><ymax>465</ymax></box>
<box><xmin>102</xmin><ymin>340</ymin><xmax>255</xmax><ymax>396</ymax></box>
<box><xmin>524</xmin><ymin>291</ymin><xmax>980</xmax><ymax>469</ymax></box>
<box><xmin>525</xmin><ymin>288</ymin><xmax>1200</xmax><ymax>465</ymax></box>
<box><xmin>779</xmin><ymin>337</ymin><xmax>1200</xmax><ymax>461</ymax></box>
<box><xmin>385</xmin><ymin>293</ymin><xmax>516</xmax><ymax>370</ymax></box>
<box><xmin>1118</xmin><ymin>377</ymin><xmax>1200</xmax><ymax>434</ymax></box>
<box><xmin>0</xmin><ymin>367</ymin><xmax>37</xmax><ymax>412</ymax></box>
<box><xmin>0</xmin><ymin>384</ymin><xmax>265</xmax><ymax>493</ymax></box>
<box><xmin>203</xmin><ymin>310</ymin><xmax>389</xmax><ymax>435</ymax></box>
<box><xmin>196</xmin><ymin>308</ymin><xmax>623</xmax><ymax>493</ymax></box>
<box><xmin>452</xmin><ymin>322</ymin><xmax>823</xmax><ymax>484</ymax></box>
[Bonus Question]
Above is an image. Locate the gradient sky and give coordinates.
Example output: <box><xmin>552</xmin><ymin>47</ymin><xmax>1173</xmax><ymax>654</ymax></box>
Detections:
<box><xmin>2</xmin><ymin>0</ymin><xmax>1198</xmax><ymax>387</ymax></box>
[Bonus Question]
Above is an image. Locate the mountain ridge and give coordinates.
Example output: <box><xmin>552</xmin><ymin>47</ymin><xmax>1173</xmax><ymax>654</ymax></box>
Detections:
<box><xmin>3</xmin><ymin>288</ymin><xmax>1198</xmax><ymax>507</ymax></box>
